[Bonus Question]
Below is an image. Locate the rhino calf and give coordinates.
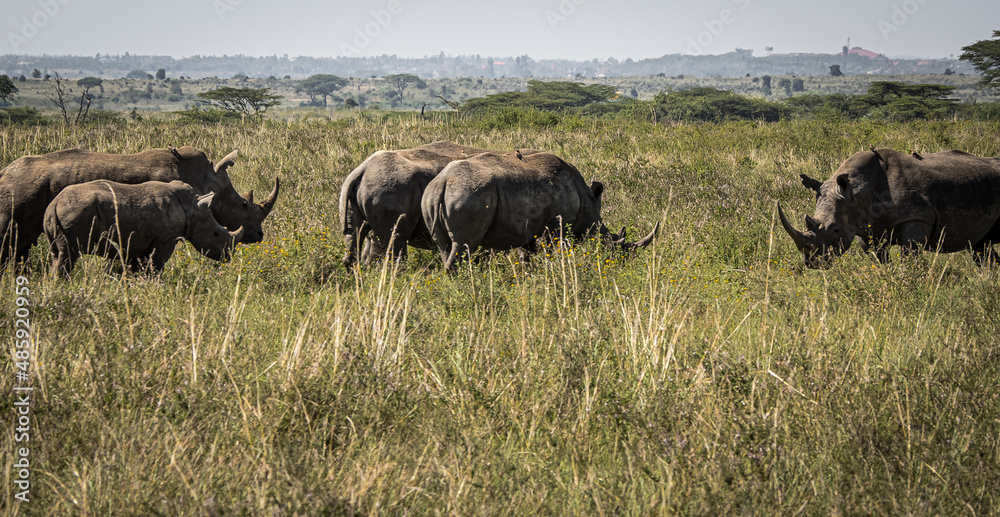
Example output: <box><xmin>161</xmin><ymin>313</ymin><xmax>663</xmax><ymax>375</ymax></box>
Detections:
<box><xmin>44</xmin><ymin>180</ymin><xmax>244</xmax><ymax>277</ymax></box>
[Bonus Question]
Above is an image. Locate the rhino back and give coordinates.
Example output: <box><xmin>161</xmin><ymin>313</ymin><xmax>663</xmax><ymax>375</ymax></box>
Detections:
<box><xmin>4</xmin><ymin>147</ymin><xmax>219</xmax><ymax>195</ymax></box>
<box><xmin>437</xmin><ymin>153</ymin><xmax>588</xmax><ymax>249</ymax></box>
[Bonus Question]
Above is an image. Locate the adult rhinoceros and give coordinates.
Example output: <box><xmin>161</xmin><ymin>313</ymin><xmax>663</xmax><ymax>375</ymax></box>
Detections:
<box><xmin>0</xmin><ymin>146</ymin><xmax>278</xmax><ymax>266</ymax></box>
<box><xmin>339</xmin><ymin>140</ymin><xmax>539</xmax><ymax>267</ymax></box>
<box><xmin>779</xmin><ymin>147</ymin><xmax>1000</xmax><ymax>268</ymax></box>
<box><xmin>421</xmin><ymin>151</ymin><xmax>657</xmax><ymax>270</ymax></box>
<box><xmin>44</xmin><ymin>180</ymin><xmax>244</xmax><ymax>277</ymax></box>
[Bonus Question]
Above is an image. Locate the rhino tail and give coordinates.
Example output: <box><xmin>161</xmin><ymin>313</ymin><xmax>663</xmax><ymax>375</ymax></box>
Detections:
<box><xmin>339</xmin><ymin>162</ymin><xmax>368</xmax><ymax>235</ymax></box>
<box><xmin>422</xmin><ymin>179</ymin><xmax>450</xmax><ymax>254</ymax></box>
<box><xmin>0</xmin><ymin>202</ymin><xmax>12</xmax><ymax>265</ymax></box>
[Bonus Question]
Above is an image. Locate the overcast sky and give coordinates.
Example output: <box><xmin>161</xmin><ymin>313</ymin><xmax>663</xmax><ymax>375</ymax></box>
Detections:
<box><xmin>3</xmin><ymin>0</ymin><xmax>997</xmax><ymax>60</ymax></box>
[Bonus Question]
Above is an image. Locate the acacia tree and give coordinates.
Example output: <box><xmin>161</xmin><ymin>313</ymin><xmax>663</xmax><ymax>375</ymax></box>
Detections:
<box><xmin>385</xmin><ymin>73</ymin><xmax>426</xmax><ymax>103</ymax></box>
<box><xmin>197</xmin><ymin>87</ymin><xmax>283</xmax><ymax>118</ymax></box>
<box><xmin>960</xmin><ymin>30</ymin><xmax>1000</xmax><ymax>89</ymax></box>
<box><xmin>297</xmin><ymin>74</ymin><xmax>347</xmax><ymax>106</ymax></box>
<box><xmin>0</xmin><ymin>75</ymin><xmax>18</xmax><ymax>104</ymax></box>
<box><xmin>77</xmin><ymin>77</ymin><xmax>104</xmax><ymax>95</ymax></box>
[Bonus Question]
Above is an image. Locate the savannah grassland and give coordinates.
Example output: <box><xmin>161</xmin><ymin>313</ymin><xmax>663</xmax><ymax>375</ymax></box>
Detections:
<box><xmin>2</xmin><ymin>112</ymin><xmax>1000</xmax><ymax>515</ymax></box>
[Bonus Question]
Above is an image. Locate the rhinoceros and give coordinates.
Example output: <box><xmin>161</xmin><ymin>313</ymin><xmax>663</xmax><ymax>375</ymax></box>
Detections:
<box><xmin>44</xmin><ymin>180</ymin><xmax>244</xmax><ymax>277</ymax></box>
<box><xmin>421</xmin><ymin>151</ymin><xmax>658</xmax><ymax>270</ymax></box>
<box><xmin>779</xmin><ymin>147</ymin><xmax>1000</xmax><ymax>268</ymax></box>
<box><xmin>0</xmin><ymin>146</ymin><xmax>278</xmax><ymax>266</ymax></box>
<box><xmin>339</xmin><ymin>141</ymin><xmax>539</xmax><ymax>267</ymax></box>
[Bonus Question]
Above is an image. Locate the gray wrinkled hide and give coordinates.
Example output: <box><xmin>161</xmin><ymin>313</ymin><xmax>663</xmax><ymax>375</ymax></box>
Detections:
<box><xmin>0</xmin><ymin>146</ymin><xmax>278</xmax><ymax>266</ymax></box>
<box><xmin>44</xmin><ymin>180</ymin><xmax>243</xmax><ymax>277</ymax></box>
<box><xmin>339</xmin><ymin>141</ymin><xmax>539</xmax><ymax>267</ymax></box>
<box><xmin>781</xmin><ymin>148</ymin><xmax>1000</xmax><ymax>267</ymax></box>
<box><xmin>421</xmin><ymin>151</ymin><xmax>610</xmax><ymax>270</ymax></box>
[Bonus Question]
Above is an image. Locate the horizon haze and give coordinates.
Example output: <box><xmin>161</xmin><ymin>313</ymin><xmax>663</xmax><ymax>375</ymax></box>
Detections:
<box><xmin>2</xmin><ymin>0</ymin><xmax>998</xmax><ymax>61</ymax></box>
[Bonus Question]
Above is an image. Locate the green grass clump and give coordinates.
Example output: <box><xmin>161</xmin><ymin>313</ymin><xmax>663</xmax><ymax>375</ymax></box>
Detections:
<box><xmin>2</xmin><ymin>115</ymin><xmax>1000</xmax><ymax>515</ymax></box>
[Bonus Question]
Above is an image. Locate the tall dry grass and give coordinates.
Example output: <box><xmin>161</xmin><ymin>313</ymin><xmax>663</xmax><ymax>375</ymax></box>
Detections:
<box><xmin>2</xmin><ymin>114</ymin><xmax>999</xmax><ymax>515</ymax></box>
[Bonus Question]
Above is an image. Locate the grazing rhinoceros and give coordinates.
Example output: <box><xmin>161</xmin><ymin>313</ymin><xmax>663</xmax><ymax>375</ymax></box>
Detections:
<box><xmin>779</xmin><ymin>147</ymin><xmax>1000</xmax><ymax>268</ymax></box>
<box><xmin>0</xmin><ymin>146</ymin><xmax>278</xmax><ymax>266</ymax></box>
<box><xmin>44</xmin><ymin>180</ymin><xmax>244</xmax><ymax>277</ymax></box>
<box><xmin>339</xmin><ymin>141</ymin><xmax>541</xmax><ymax>267</ymax></box>
<box><xmin>421</xmin><ymin>151</ymin><xmax>658</xmax><ymax>270</ymax></box>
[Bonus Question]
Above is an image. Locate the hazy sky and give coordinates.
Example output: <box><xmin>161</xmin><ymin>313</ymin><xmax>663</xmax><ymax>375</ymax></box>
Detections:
<box><xmin>3</xmin><ymin>0</ymin><xmax>997</xmax><ymax>60</ymax></box>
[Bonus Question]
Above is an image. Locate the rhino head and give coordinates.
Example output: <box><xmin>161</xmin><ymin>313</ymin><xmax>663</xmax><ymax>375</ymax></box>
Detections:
<box><xmin>586</xmin><ymin>181</ymin><xmax>659</xmax><ymax>252</ymax></box>
<box><xmin>186</xmin><ymin>191</ymin><xmax>245</xmax><ymax>261</ymax></box>
<box><xmin>780</xmin><ymin>160</ymin><xmax>886</xmax><ymax>268</ymax></box>
<box><xmin>209</xmin><ymin>150</ymin><xmax>279</xmax><ymax>243</ymax></box>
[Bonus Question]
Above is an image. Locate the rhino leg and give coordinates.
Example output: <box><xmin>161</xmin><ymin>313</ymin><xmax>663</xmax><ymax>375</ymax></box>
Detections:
<box><xmin>342</xmin><ymin>221</ymin><xmax>372</xmax><ymax>268</ymax></box>
<box><xmin>896</xmin><ymin>221</ymin><xmax>933</xmax><ymax>257</ymax></box>
<box><xmin>148</xmin><ymin>243</ymin><xmax>178</xmax><ymax>273</ymax></box>
<box><xmin>444</xmin><ymin>242</ymin><xmax>476</xmax><ymax>271</ymax></box>
<box><xmin>50</xmin><ymin>238</ymin><xmax>79</xmax><ymax>278</ymax></box>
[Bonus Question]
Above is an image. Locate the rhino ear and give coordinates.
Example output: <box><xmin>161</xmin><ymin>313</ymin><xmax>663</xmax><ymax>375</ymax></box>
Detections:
<box><xmin>799</xmin><ymin>174</ymin><xmax>823</xmax><ymax>195</ymax></box>
<box><xmin>214</xmin><ymin>149</ymin><xmax>239</xmax><ymax>174</ymax></box>
<box><xmin>835</xmin><ymin>174</ymin><xmax>851</xmax><ymax>197</ymax></box>
<box><xmin>590</xmin><ymin>181</ymin><xmax>604</xmax><ymax>201</ymax></box>
<box><xmin>245</xmin><ymin>190</ymin><xmax>254</xmax><ymax>204</ymax></box>
<box><xmin>805</xmin><ymin>215</ymin><xmax>820</xmax><ymax>232</ymax></box>
<box><xmin>197</xmin><ymin>192</ymin><xmax>216</xmax><ymax>210</ymax></box>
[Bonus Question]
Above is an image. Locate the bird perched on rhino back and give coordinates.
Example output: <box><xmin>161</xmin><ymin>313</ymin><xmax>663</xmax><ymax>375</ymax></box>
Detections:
<box><xmin>0</xmin><ymin>145</ymin><xmax>278</xmax><ymax>268</ymax></box>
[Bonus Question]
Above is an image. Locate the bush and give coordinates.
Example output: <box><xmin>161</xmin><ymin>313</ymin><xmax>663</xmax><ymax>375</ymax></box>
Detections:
<box><xmin>80</xmin><ymin>109</ymin><xmax>124</xmax><ymax>126</ymax></box>
<box><xmin>174</xmin><ymin>106</ymin><xmax>242</xmax><ymax>123</ymax></box>
<box><xmin>654</xmin><ymin>87</ymin><xmax>789</xmax><ymax>122</ymax></box>
<box><xmin>0</xmin><ymin>106</ymin><xmax>46</xmax><ymax>125</ymax></box>
<box><xmin>470</xmin><ymin>107</ymin><xmax>560</xmax><ymax>131</ymax></box>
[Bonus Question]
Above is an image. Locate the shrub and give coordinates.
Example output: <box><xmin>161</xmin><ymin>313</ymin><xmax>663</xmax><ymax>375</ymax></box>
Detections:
<box><xmin>0</xmin><ymin>106</ymin><xmax>46</xmax><ymax>125</ymax></box>
<box><xmin>654</xmin><ymin>87</ymin><xmax>789</xmax><ymax>122</ymax></box>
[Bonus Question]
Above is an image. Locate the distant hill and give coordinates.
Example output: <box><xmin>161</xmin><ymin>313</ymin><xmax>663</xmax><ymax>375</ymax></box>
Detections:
<box><xmin>0</xmin><ymin>51</ymin><xmax>972</xmax><ymax>81</ymax></box>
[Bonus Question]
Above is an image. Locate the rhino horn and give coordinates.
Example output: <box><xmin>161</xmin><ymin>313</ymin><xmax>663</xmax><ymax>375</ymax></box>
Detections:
<box><xmin>260</xmin><ymin>177</ymin><xmax>279</xmax><ymax>216</ymax></box>
<box><xmin>215</xmin><ymin>149</ymin><xmax>239</xmax><ymax>174</ymax></box>
<box><xmin>614</xmin><ymin>226</ymin><xmax>627</xmax><ymax>245</ymax></box>
<box><xmin>616</xmin><ymin>222</ymin><xmax>658</xmax><ymax>252</ymax></box>
<box><xmin>197</xmin><ymin>191</ymin><xmax>216</xmax><ymax>210</ymax></box>
<box><xmin>777</xmin><ymin>202</ymin><xmax>807</xmax><ymax>248</ymax></box>
<box><xmin>631</xmin><ymin>221</ymin><xmax>659</xmax><ymax>249</ymax></box>
<box><xmin>230</xmin><ymin>226</ymin><xmax>245</xmax><ymax>242</ymax></box>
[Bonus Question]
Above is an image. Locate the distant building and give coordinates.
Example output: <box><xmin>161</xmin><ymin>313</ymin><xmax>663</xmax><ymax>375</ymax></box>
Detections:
<box><xmin>847</xmin><ymin>47</ymin><xmax>883</xmax><ymax>59</ymax></box>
